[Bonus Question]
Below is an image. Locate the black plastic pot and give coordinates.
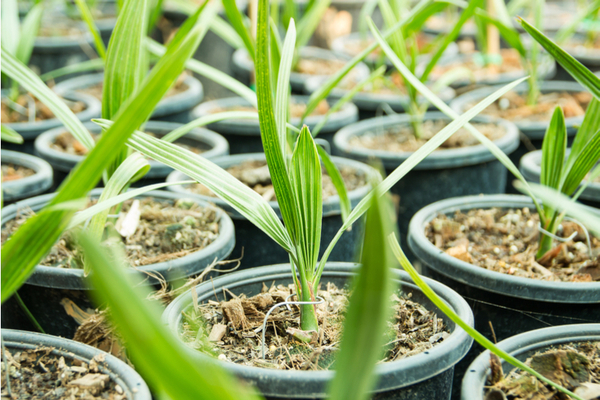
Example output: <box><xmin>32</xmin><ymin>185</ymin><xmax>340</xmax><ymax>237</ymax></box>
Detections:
<box><xmin>53</xmin><ymin>72</ymin><xmax>204</xmax><ymax>123</ymax></box>
<box><xmin>520</xmin><ymin>149</ymin><xmax>600</xmax><ymax>209</ymax></box>
<box><xmin>304</xmin><ymin>74</ymin><xmax>456</xmax><ymax>120</ymax></box>
<box><xmin>162</xmin><ymin>263</ymin><xmax>474</xmax><ymax>400</ymax></box>
<box><xmin>329</xmin><ymin>32</ymin><xmax>459</xmax><ymax>69</ymax></box>
<box><xmin>408</xmin><ymin>194</ymin><xmax>600</xmax><ymax>400</ymax></box>
<box><xmin>190</xmin><ymin>96</ymin><xmax>358</xmax><ymax>153</ymax></box>
<box><xmin>232</xmin><ymin>46</ymin><xmax>370</xmax><ymax>93</ymax></box>
<box><xmin>1</xmin><ymin>91</ymin><xmax>101</xmax><ymax>155</ymax></box>
<box><xmin>450</xmin><ymin>80</ymin><xmax>588</xmax><ymax>192</ymax></box>
<box><xmin>34</xmin><ymin>121</ymin><xmax>229</xmax><ymax>189</ymax></box>
<box><xmin>333</xmin><ymin>112</ymin><xmax>520</xmax><ymax>259</ymax></box>
<box><xmin>167</xmin><ymin>153</ymin><xmax>375</xmax><ymax>269</ymax></box>
<box><xmin>432</xmin><ymin>52</ymin><xmax>556</xmax><ymax>88</ymax></box>
<box><xmin>1</xmin><ymin>189</ymin><xmax>235</xmax><ymax>338</ymax></box>
<box><xmin>461</xmin><ymin>324</ymin><xmax>600</xmax><ymax>400</ymax></box>
<box><xmin>2</xmin><ymin>329</ymin><xmax>151</xmax><ymax>399</ymax></box>
<box><xmin>1</xmin><ymin>150</ymin><xmax>53</xmax><ymax>204</ymax></box>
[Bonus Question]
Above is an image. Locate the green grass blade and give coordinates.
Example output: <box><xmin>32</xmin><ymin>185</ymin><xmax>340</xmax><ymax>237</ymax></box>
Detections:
<box><xmin>291</xmin><ymin>126</ymin><xmax>322</xmax><ymax>277</ymax></box>
<box><xmin>474</xmin><ymin>9</ymin><xmax>526</xmax><ymax>58</ymax></box>
<box><xmin>560</xmin><ymin>128</ymin><xmax>600</xmax><ymax>196</ymax></box>
<box><xmin>223</xmin><ymin>0</ymin><xmax>255</xmax><ymax>60</ymax></box>
<box><xmin>74</xmin><ymin>0</ymin><xmax>107</xmax><ymax>59</ymax></box>
<box><xmin>296</xmin><ymin>0</ymin><xmax>330</xmax><ymax>49</ymax></box>
<box><xmin>565</xmin><ymin>97</ymin><xmax>600</xmax><ymax>176</ymax></box>
<box><xmin>1</xmin><ymin>4</ymin><xmax>211</xmax><ymax>303</ymax></box>
<box><xmin>40</xmin><ymin>59</ymin><xmax>105</xmax><ymax>82</ymax></box>
<box><xmin>2</xmin><ymin>49</ymin><xmax>95</xmax><ymax>150</ymax></box>
<box><xmin>311</xmin><ymin>66</ymin><xmax>386</xmax><ymax>136</ymax></box>
<box><xmin>540</xmin><ymin>107</ymin><xmax>566</xmax><ymax>191</ymax></box>
<box><xmin>77</xmin><ymin>232</ymin><xmax>263</xmax><ymax>400</ymax></box>
<box><xmin>358</xmin><ymin>0</ymin><xmax>379</xmax><ymax>37</ymax></box>
<box><xmin>67</xmin><ymin>180</ymin><xmax>195</xmax><ymax>230</ymax></box>
<box><xmin>315</xmin><ymin>68</ymin><xmax>529</xmax><ymax>281</ymax></box>
<box><xmin>256</xmin><ymin>0</ymin><xmax>301</xmax><ymax>249</ymax></box>
<box><xmin>146</xmin><ymin>39</ymin><xmax>257</xmax><ymax>107</ymax></box>
<box><xmin>387</xmin><ymin>234</ymin><xmax>585</xmax><ymax>400</ymax></box>
<box><xmin>317</xmin><ymin>146</ymin><xmax>351</xmax><ymax>224</ymax></box>
<box><xmin>1</xmin><ymin>0</ymin><xmax>20</xmax><ymax>56</ymax></box>
<box><xmin>402</xmin><ymin>1</ymin><xmax>449</xmax><ymax>37</ymax></box>
<box><xmin>1</xmin><ymin>125</ymin><xmax>23</xmax><ymax>144</ymax></box>
<box><xmin>111</xmin><ymin>125</ymin><xmax>295</xmax><ymax>253</ymax></box>
<box><xmin>369</xmin><ymin>17</ymin><xmax>544</xmax><ymax>215</ymax></box>
<box><xmin>421</xmin><ymin>0</ymin><xmax>483</xmax><ymax>82</ymax></box>
<box><xmin>15</xmin><ymin>2</ymin><xmax>44</xmax><ymax>66</ymax></box>
<box><xmin>302</xmin><ymin>0</ymin><xmax>431</xmax><ymax>119</ymax></box>
<box><xmin>519</xmin><ymin>17</ymin><xmax>600</xmax><ymax>101</ymax></box>
<box><xmin>269</xmin><ymin>17</ymin><xmax>282</xmax><ymax>92</ymax></box>
<box><xmin>328</xmin><ymin>182</ymin><xmax>397</xmax><ymax>400</ymax></box>
<box><xmin>275</xmin><ymin>19</ymin><xmax>296</xmax><ymax>163</ymax></box>
<box><xmin>102</xmin><ymin>0</ymin><xmax>149</xmax><ymax>120</ymax></box>
<box><xmin>209</xmin><ymin>15</ymin><xmax>246</xmax><ymax>50</ymax></box>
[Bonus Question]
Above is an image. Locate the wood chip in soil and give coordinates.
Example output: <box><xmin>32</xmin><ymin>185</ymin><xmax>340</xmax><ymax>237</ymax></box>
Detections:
<box><xmin>1</xmin><ymin>95</ymin><xmax>85</xmax><ymax>123</ymax></box>
<box><xmin>427</xmin><ymin>207</ymin><xmax>600</xmax><ymax>282</ymax></box>
<box><xmin>486</xmin><ymin>341</ymin><xmax>600</xmax><ymax>400</ymax></box>
<box><xmin>1</xmin><ymin>164</ymin><xmax>35</xmax><ymax>182</ymax></box>
<box><xmin>349</xmin><ymin>120</ymin><xmax>506</xmax><ymax>153</ymax></box>
<box><xmin>1</xmin><ymin>197</ymin><xmax>221</xmax><ymax>269</ymax></box>
<box><xmin>1</xmin><ymin>347</ymin><xmax>126</xmax><ymax>400</ymax></box>
<box><xmin>473</xmin><ymin>90</ymin><xmax>592</xmax><ymax>123</ymax></box>
<box><xmin>185</xmin><ymin>160</ymin><xmax>368</xmax><ymax>202</ymax></box>
<box><xmin>180</xmin><ymin>282</ymin><xmax>449</xmax><ymax>370</ymax></box>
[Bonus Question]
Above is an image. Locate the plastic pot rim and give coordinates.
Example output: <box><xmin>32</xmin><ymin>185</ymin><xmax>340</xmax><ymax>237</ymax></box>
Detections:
<box><xmin>332</xmin><ymin>112</ymin><xmax>520</xmax><ymax>170</ymax></box>
<box><xmin>407</xmin><ymin>194</ymin><xmax>600</xmax><ymax>303</ymax></box>
<box><xmin>1</xmin><ymin>150</ymin><xmax>53</xmax><ymax>202</ymax></box>
<box><xmin>1</xmin><ymin>189</ymin><xmax>235</xmax><ymax>290</ymax></box>
<box><xmin>162</xmin><ymin>262</ymin><xmax>474</xmax><ymax>398</ymax></box>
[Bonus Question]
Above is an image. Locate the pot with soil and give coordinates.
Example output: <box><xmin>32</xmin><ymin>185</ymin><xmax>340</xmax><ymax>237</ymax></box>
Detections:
<box><xmin>408</xmin><ymin>194</ymin><xmax>600</xmax><ymax>400</ymax></box>
<box><xmin>520</xmin><ymin>149</ymin><xmax>600</xmax><ymax>209</ymax></box>
<box><xmin>190</xmin><ymin>95</ymin><xmax>358</xmax><ymax>153</ymax></box>
<box><xmin>29</xmin><ymin>8</ymin><xmax>96</xmax><ymax>75</ymax></box>
<box><xmin>461</xmin><ymin>324</ymin><xmax>600</xmax><ymax>400</ymax></box>
<box><xmin>34</xmin><ymin>121</ymin><xmax>229</xmax><ymax>189</ymax></box>
<box><xmin>162</xmin><ymin>263</ymin><xmax>474</xmax><ymax>399</ymax></box>
<box><xmin>156</xmin><ymin>1</ymin><xmax>247</xmax><ymax>100</ymax></box>
<box><xmin>304</xmin><ymin>72</ymin><xmax>456</xmax><ymax>120</ymax></box>
<box><xmin>52</xmin><ymin>72</ymin><xmax>204</xmax><ymax>123</ymax></box>
<box><xmin>231</xmin><ymin>46</ymin><xmax>370</xmax><ymax>93</ymax></box>
<box><xmin>450</xmin><ymin>80</ymin><xmax>592</xmax><ymax>191</ymax></box>
<box><xmin>1</xmin><ymin>150</ymin><xmax>53</xmax><ymax>204</ymax></box>
<box><xmin>1</xmin><ymin>329</ymin><xmax>151</xmax><ymax>400</ymax></box>
<box><xmin>1</xmin><ymin>90</ymin><xmax>102</xmax><ymax>155</ymax></box>
<box><xmin>332</xmin><ymin>112</ymin><xmax>520</xmax><ymax>259</ymax></box>
<box><xmin>329</xmin><ymin>32</ymin><xmax>459</xmax><ymax>69</ymax></box>
<box><xmin>0</xmin><ymin>189</ymin><xmax>235</xmax><ymax>338</ymax></box>
<box><xmin>167</xmin><ymin>153</ymin><xmax>374</xmax><ymax>269</ymax></box>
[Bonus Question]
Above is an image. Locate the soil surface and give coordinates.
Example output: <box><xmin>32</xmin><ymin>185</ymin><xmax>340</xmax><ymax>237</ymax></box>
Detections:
<box><xmin>181</xmin><ymin>282</ymin><xmax>449</xmax><ymax>370</ymax></box>
<box><xmin>431</xmin><ymin>49</ymin><xmax>524</xmax><ymax>80</ymax></box>
<box><xmin>349</xmin><ymin>120</ymin><xmax>506</xmax><ymax>153</ymax></box>
<box><xmin>1</xmin><ymin>346</ymin><xmax>126</xmax><ymax>399</ymax></box>
<box><xmin>209</xmin><ymin>99</ymin><xmax>330</xmax><ymax>119</ymax></box>
<box><xmin>340</xmin><ymin>33</ymin><xmax>433</xmax><ymax>59</ymax></box>
<box><xmin>426</xmin><ymin>207</ymin><xmax>600</xmax><ymax>282</ymax></box>
<box><xmin>1</xmin><ymin>95</ymin><xmax>85</xmax><ymax>123</ymax></box>
<box><xmin>185</xmin><ymin>160</ymin><xmax>368</xmax><ymax>202</ymax></box>
<box><xmin>294</xmin><ymin>57</ymin><xmax>346</xmax><ymax>76</ymax></box>
<box><xmin>476</xmin><ymin>90</ymin><xmax>592</xmax><ymax>122</ymax></box>
<box><xmin>1</xmin><ymin>197</ymin><xmax>221</xmax><ymax>268</ymax></box>
<box><xmin>76</xmin><ymin>72</ymin><xmax>190</xmax><ymax>101</ymax></box>
<box><xmin>1</xmin><ymin>164</ymin><xmax>35</xmax><ymax>182</ymax></box>
<box><xmin>486</xmin><ymin>341</ymin><xmax>600</xmax><ymax>400</ymax></box>
<box><xmin>50</xmin><ymin>130</ymin><xmax>207</xmax><ymax>157</ymax></box>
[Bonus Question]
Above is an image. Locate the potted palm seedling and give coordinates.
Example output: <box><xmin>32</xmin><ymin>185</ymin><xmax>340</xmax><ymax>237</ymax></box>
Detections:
<box><xmin>1</xmin><ymin>0</ymin><xmax>101</xmax><ymax>155</ymax></box>
<box><xmin>332</xmin><ymin>4</ymin><xmax>521</xmax><ymax>258</ymax></box>
<box><xmin>1</xmin><ymin>0</ymin><xmax>237</xmax><ymax>338</ymax></box>
<box><xmin>408</xmin><ymin>20</ymin><xmax>600</xmax><ymax>398</ymax></box>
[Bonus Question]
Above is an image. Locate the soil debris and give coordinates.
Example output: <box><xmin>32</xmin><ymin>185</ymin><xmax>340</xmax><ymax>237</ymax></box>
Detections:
<box><xmin>1</xmin><ymin>164</ymin><xmax>35</xmax><ymax>182</ymax></box>
<box><xmin>181</xmin><ymin>283</ymin><xmax>449</xmax><ymax>371</ymax></box>
<box><xmin>349</xmin><ymin>120</ymin><xmax>506</xmax><ymax>153</ymax></box>
<box><xmin>427</xmin><ymin>207</ymin><xmax>600</xmax><ymax>282</ymax></box>
<box><xmin>209</xmin><ymin>99</ymin><xmax>330</xmax><ymax>119</ymax></box>
<box><xmin>2</xmin><ymin>95</ymin><xmax>85</xmax><ymax>123</ymax></box>
<box><xmin>432</xmin><ymin>49</ymin><xmax>524</xmax><ymax>80</ymax></box>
